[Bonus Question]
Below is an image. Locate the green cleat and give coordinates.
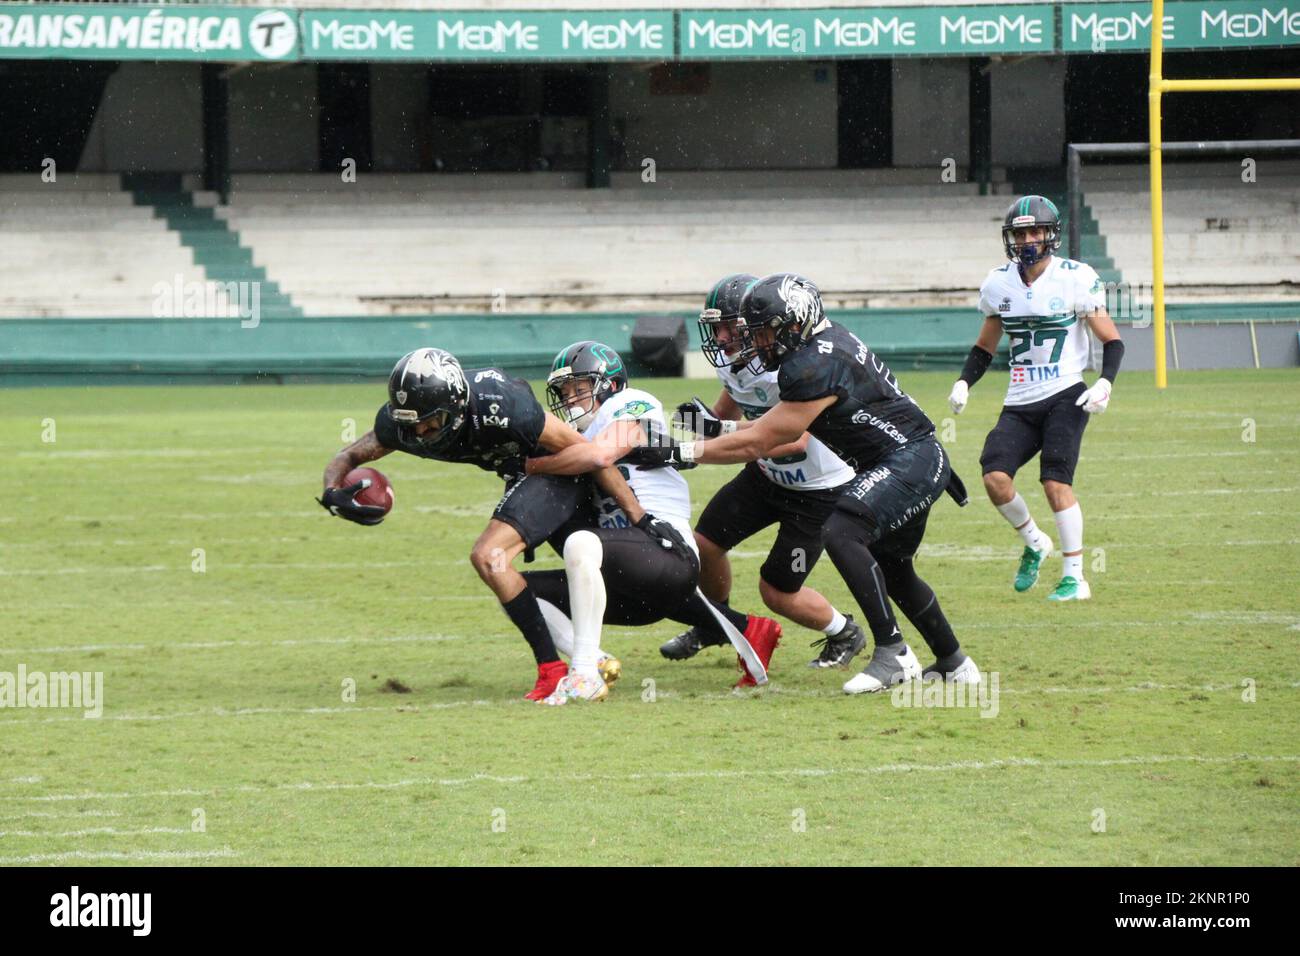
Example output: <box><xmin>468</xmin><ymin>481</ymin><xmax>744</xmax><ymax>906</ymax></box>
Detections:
<box><xmin>1047</xmin><ymin>576</ymin><xmax>1092</xmax><ymax>602</ymax></box>
<box><xmin>1014</xmin><ymin>545</ymin><xmax>1048</xmax><ymax>592</ymax></box>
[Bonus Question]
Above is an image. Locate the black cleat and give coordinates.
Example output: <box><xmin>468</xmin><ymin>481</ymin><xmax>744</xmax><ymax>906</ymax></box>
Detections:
<box><xmin>808</xmin><ymin>616</ymin><xmax>868</xmax><ymax>669</ymax></box>
<box><xmin>660</xmin><ymin>626</ymin><xmax>726</xmax><ymax>660</ymax></box>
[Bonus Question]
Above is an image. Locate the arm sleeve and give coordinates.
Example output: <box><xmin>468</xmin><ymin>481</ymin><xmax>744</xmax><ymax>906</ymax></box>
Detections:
<box><xmin>1100</xmin><ymin>338</ymin><xmax>1125</xmax><ymax>384</ymax></box>
<box><xmin>960</xmin><ymin>346</ymin><xmax>994</xmax><ymax>387</ymax></box>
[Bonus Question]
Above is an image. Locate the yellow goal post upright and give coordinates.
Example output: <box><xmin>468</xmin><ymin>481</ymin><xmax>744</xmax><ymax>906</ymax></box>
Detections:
<box><xmin>1147</xmin><ymin>0</ymin><xmax>1300</xmax><ymax>389</ymax></box>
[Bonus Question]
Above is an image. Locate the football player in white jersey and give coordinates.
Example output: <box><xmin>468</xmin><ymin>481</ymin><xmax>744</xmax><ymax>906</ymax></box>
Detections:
<box><xmin>947</xmin><ymin>195</ymin><xmax>1124</xmax><ymax>601</ymax></box>
<box><xmin>663</xmin><ymin>274</ymin><xmax>870</xmax><ymax>672</ymax></box>
<box><xmin>521</xmin><ymin>340</ymin><xmax>782</xmax><ymax>703</ymax></box>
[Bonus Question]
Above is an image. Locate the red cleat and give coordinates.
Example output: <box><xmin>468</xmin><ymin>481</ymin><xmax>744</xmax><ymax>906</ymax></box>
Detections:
<box><xmin>735</xmin><ymin>615</ymin><xmax>782</xmax><ymax>688</ymax></box>
<box><xmin>525</xmin><ymin>660</ymin><xmax>568</xmax><ymax>701</ymax></box>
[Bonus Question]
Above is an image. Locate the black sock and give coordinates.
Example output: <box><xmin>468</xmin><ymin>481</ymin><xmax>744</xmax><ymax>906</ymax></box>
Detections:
<box><xmin>502</xmin><ymin>588</ymin><xmax>559</xmax><ymax>665</ymax></box>
<box><xmin>902</xmin><ymin>590</ymin><xmax>961</xmax><ymax>660</ymax></box>
<box><xmin>823</xmin><ymin>512</ymin><xmax>903</xmax><ymax>647</ymax></box>
<box><xmin>671</xmin><ymin>592</ymin><xmax>746</xmax><ymax>640</ymax></box>
<box><xmin>877</xmin><ymin>557</ymin><xmax>961</xmax><ymax>660</ymax></box>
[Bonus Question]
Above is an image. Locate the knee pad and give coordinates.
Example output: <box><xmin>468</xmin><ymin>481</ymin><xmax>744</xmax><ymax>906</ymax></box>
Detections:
<box><xmin>563</xmin><ymin>529</ymin><xmax>603</xmax><ymax>571</ymax></box>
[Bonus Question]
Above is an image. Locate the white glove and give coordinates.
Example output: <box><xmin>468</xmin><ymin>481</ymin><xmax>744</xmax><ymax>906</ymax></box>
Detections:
<box><xmin>948</xmin><ymin>380</ymin><xmax>969</xmax><ymax>415</ymax></box>
<box><xmin>1075</xmin><ymin>378</ymin><xmax>1112</xmax><ymax>414</ymax></box>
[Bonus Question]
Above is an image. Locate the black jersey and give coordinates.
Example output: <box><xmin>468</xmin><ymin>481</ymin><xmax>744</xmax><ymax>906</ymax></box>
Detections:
<box><xmin>777</xmin><ymin>322</ymin><xmax>934</xmax><ymax>472</ymax></box>
<box><xmin>373</xmin><ymin>367</ymin><xmax>545</xmax><ymax>475</ymax></box>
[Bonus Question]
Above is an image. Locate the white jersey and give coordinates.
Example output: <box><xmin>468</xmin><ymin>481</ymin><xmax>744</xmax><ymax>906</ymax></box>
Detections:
<box><xmin>716</xmin><ymin>363</ymin><xmax>854</xmax><ymax>490</ymax></box>
<box><xmin>583</xmin><ymin>387</ymin><xmax>696</xmax><ymax>551</ymax></box>
<box><xmin>978</xmin><ymin>256</ymin><xmax>1107</xmax><ymax>406</ymax></box>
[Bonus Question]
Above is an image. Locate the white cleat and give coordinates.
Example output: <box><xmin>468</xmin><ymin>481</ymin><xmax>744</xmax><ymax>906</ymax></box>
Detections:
<box><xmin>843</xmin><ymin>642</ymin><xmax>922</xmax><ymax>695</ymax></box>
<box><xmin>923</xmin><ymin>654</ymin><xmax>982</xmax><ymax>684</ymax></box>
<box><xmin>543</xmin><ymin>672</ymin><xmax>609</xmax><ymax>706</ymax></box>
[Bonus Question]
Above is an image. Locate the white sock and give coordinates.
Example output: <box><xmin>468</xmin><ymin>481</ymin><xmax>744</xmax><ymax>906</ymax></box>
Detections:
<box><xmin>996</xmin><ymin>494</ymin><xmax>1045</xmax><ymax>550</ymax></box>
<box><xmin>536</xmin><ymin>598</ymin><xmax>575</xmax><ymax>659</ymax></box>
<box><xmin>564</xmin><ymin>531</ymin><xmax>606</xmax><ymax>678</ymax></box>
<box><xmin>822</xmin><ymin>608</ymin><xmax>847</xmax><ymax>635</ymax></box>
<box><xmin>538</xmin><ymin>598</ymin><xmax>610</xmax><ymax>663</ymax></box>
<box><xmin>1054</xmin><ymin>503</ymin><xmax>1084</xmax><ymax>580</ymax></box>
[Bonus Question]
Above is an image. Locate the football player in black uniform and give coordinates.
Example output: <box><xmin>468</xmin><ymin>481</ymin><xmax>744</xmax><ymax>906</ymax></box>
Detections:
<box><xmin>627</xmin><ymin>274</ymin><xmax>981</xmax><ymax>694</ymax></box>
<box><xmin>662</xmin><ymin>274</ymin><xmax>866</xmax><ymax>670</ymax></box>
<box><xmin>318</xmin><ymin>347</ymin><xmax>664</xmax><ymax>701</ymax></box>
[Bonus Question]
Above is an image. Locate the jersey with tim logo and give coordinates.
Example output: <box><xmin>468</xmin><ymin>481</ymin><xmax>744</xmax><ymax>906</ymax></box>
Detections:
<box><xmin>777</xmin><ymin>322</ymin><xmax>934</xmax><ymax>473</ymax></box>
<box><xmin>979</xmin><ymin>256</ymin><xmax>1107</xmax><ymax>406</ymax></box>
<box><xmin>372</xmin><ymin>367</ymin><xmax>544</xmax><ymax>475</ymax></box>
<box><xmin>716</xmin><ymin>362</ymin><xmax>854</xmax><ymax>491</ymax></box>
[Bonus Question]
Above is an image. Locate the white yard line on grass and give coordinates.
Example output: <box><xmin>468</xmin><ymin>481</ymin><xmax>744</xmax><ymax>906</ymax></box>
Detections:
<box><xmin>0</xmin><ymin>560</ymin><xmax>469</xmax><ymax>576</ymax></box>
<box><xmin>1</xmin><ymin>681</ymin><xmax>1295</xmax><ymax>729</ymax></box>
<box><xmin>0</xmin><ymin>826</ymin><xmax>190</xmax><ymax>838</ymax></box>
<box><xmin>1102</xmin><ymin>486</ymin><xmax>1299</xmax><ymax>498</ymax></box>
<box><xmin>6</xmin><ymin>633</ymin><xmax>471</xmax><ymax>655</ymax></box>
<box><xmin>0</xmin><ymin>810</ymin><xmax>121</xmax><ymax>821</ymax></box>
<box><xmin>0</xmin><ymin>848</ymin><xmax>238</xmax><ymax>864</ymax></box>
<box><xmin>1</xmin><ymin>755</ymin><xmax>1294</xmax><ymax>806</ymax></box>
<box><xmin>0</xmin><ymin>700</ymin><xmax>493</xmax><ymax>726</ymax></box>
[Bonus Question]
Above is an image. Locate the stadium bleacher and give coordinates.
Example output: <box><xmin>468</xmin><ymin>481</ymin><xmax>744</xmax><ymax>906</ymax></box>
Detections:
<box><xmin>3</xmin><ymin>163</ymin><xmax>1295</xmax><ymax>323</ymax></box>
<box><xmin>1083</xmin><ymin>159</ymin><xmax>1300</xmax><ymax>290</ymax></box>
<box><xmin>199</xmin><ymin>169</ymin><xmax>1015</xmax><ymax>316</ymax></box>
<box><xmin>0</xmin><ymin>173</ymin><xmax>211</xmax><ymax>319</ymax></box>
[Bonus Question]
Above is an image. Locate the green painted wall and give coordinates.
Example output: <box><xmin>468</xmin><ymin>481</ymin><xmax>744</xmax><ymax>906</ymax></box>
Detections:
<box><xmin>3</xmin><ymin>304</ymin><xmax>1298</xmax><ymax>387</ymax></box>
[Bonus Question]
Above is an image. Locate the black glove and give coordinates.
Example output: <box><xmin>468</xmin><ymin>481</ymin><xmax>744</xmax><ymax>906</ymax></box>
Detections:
<box><xmin>619</xmin><ymin>423</ymin><xmax>697</xmax><ymax>471</ymax></box>
<box><xmin>635</xmin><ymin>513</ymin><xmax>694</xmax><ymax>565</ymax></box>
<box><xmin>317</xmin><ymin>480</ymin><xmax>386</xmax><ymax>526</ymax></box>
<box><xmin>673</xmin><ymin>397</ymin><xmax>733</xmax><ymax>438</ymax></box>
<box><xmin>495</xmin><ymin>455</ymin><xmax>527</xmax><ymax>483</ymax></box>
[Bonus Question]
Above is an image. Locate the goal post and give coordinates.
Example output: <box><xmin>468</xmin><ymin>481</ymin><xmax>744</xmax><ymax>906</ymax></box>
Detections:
<box><xmin>1147</xmin><ymin>0</ymin><xmax>1300</xmax><ymax>389</ymax></box>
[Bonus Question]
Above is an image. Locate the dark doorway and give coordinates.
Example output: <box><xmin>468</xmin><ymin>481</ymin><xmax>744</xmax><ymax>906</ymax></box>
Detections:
<box><xmin>837</xmin><ymin>59</ymin><xmax>892</xmax><ymax>168</ymax></box>
<box><xmin>0</xmin><ymin>60</ymin><xmax>117</xmax><ymax>172</ymax></box>
<box><xmin>318</xmin><ymin>63</ymin><xmax>373</xmax><ymax>173</ymax></box>
<box><xmin>1066</xmin><ymin>49</ymin><xmax>1300</xmax><ymax>148</ymax></box>
<box><xmin>427</xmin><ymin>65</ymin><xmax>591</xmax><ymax>172</ymax></box>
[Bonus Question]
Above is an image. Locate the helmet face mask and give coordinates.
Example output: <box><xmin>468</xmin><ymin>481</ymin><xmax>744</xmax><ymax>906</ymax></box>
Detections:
<box><xmin>699</xmin><ymin>273</ymin><xmax>758</xmax><ymax>370</ymax></box>
<box><xmin>547</xmin><ymin>341</ymin><xmax>628</xmax><ymax>432</ymax></box>
<box><xmin>1002</xmin><ymin>195</ymin><xmax>1061</xmax><ymax>267</ymax></box>
<box><xmin>735</xmin><ymin>273</ymin><xmax>826</xmax><ymax>373</ymax></box>
<box><xmin>387</xmin><ymin>348</ymin><xmax>469</xmax><ymax>453</ymax></box>
<box><xmin>547</xmin><ymin>374</ymin><xmax>604</xmax><ymax>432</ymax></box>
<box><xmin>699</xmin><ymin>308</ymin><xmax>746</xmax><ymax>369</ymax></box>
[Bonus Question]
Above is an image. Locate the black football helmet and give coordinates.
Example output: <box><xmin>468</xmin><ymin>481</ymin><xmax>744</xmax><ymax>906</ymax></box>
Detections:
<box><xmin>699</xmin><ymin>273</ymin><xmax>758</xmax><ymax>369</ymax></box>
<box><xmin>736</xmin><ymin>272</ymin><xmax>827</xmax><ymax>373</ymax></box>
<box><xmin>386</xmin><ymin>347</ymin><xmax>469</xmax><ymax>453</ymax></box>
<box><xmin>547</xmin><ymin>340</ymin><xmax>628</xmax><ymax>431</ymax></box>
<box><xmin>1002</xmin><ymin>195</ymin><xmax>1061</xmax><ymax>267</ymax></box>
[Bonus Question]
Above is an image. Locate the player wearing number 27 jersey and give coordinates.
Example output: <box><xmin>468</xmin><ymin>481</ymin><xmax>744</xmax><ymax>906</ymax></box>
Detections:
<box><xmin>948</xmin><ymin>195</ymin><xmax>1125</xmax><ymax>602</ymax></box>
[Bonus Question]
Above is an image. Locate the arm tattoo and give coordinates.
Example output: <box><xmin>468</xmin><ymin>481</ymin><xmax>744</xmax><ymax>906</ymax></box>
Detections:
<box><xmin>322</xmin><ymin>431</ymin><xmax>391</xmax><ymax>490</ymax></box>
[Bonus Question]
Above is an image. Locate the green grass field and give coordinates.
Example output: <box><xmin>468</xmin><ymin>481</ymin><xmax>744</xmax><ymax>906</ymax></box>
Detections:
<box><xmin>2</xmin><ymin>369</ymin><xmax>1297</xmax><ymax>866</ymax></box>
